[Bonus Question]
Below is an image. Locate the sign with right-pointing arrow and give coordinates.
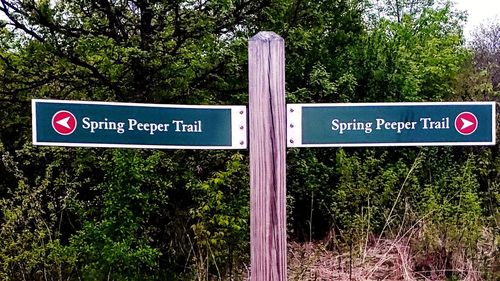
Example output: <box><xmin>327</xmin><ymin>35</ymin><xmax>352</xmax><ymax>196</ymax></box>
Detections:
<box><xmin>287</xmin><ymin>102</ymin><xmax>496</xmax><ymax>147</ymax></box>
<box><xmin>455</xmin><ymin>112</ymin><xmax>478</xmax><ymax>135</ymax></box>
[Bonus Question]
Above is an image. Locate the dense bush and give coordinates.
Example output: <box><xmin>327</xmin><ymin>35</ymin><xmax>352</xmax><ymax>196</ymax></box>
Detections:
<box><xmin>0</xmin><ymin>0</ymin><xmax>498</xmax><ymax>279</ymax></box>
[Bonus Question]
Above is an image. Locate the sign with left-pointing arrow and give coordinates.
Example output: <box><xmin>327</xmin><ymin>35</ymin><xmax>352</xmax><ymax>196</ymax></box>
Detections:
<box><xmin>33</xmin><ymin>99</ymin><xmax>247</xmax><ymax>149</ymax></box>
<box><xmin>52</xmin><ymin>110</ymin><xmax>77</xmax><ymax>135</ymax></box>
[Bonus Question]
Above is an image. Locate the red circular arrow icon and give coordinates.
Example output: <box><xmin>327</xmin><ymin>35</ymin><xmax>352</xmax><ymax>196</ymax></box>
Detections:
<box><xmin>454</xmin><ymin>112</ymin><xmax>478</xmax><ymax>135</ymax></box>
<box><xmin>52</xmin><ymin>110</ymin><xmax>77</xmax><ymax>135</ymax></box>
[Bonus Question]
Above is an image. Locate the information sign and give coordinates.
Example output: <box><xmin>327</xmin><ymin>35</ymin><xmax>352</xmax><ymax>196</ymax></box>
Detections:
<box><xmin>287</xmin><ymin>102</ymin><xmax>496</xmax><ymax>147</ymax></box>
<box><xmin>33</xmin><ymin>99</ymin><xmax>247</xmax><ymax>149</ymax></box>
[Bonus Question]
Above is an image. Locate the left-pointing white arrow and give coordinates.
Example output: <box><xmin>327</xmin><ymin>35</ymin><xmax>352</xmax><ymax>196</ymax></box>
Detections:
<box><xmin>56</xmin><ymin>117</ymin><xmax>71</xmax><ymax>129</ymax></box>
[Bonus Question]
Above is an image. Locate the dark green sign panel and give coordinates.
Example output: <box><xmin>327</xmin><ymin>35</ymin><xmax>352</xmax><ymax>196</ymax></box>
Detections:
<box><xmin>32</xmin><ymin>99</ymin><xmax>247</xmax><ymax>149</ymax></box>
<box><xmin>287</xmin><ymin>102</ymin><xmax>496</xmax><ymax>147</ymax></box>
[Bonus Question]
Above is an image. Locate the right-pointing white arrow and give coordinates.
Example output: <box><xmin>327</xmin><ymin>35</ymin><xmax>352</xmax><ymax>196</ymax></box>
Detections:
<box><xmin>460</xmin><ymin>118</ymin><xmax>473</xmax><ymax>130</ymax></box>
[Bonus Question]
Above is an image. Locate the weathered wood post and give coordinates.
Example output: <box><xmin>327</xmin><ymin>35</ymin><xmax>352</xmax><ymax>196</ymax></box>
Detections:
<box><xmin>248</xmin><ymin>32</ymin><xmax>287</xmax><ymax>280</ymax></box>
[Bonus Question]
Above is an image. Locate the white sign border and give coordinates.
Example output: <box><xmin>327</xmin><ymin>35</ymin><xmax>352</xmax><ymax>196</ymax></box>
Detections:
<box><xmin>287</xmin><ymin>102</ymin><xmax>497</xmax><ymax>148</ymax></box>
<box><xmin>32</xmin><ymin>99</ymin><xmax>247</xmax><ymax>150</ymax></box>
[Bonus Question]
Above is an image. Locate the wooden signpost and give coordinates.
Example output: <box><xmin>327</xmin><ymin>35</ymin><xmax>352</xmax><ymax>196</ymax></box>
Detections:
<box><xmin>246</xmin><ymin>33</ymin><xmax>495</xmax><ymax>281</ymax></box>
<box><xmin>248</xmin><ymin>32</ymin><xmax>287</xmax><ymax>281</ymax></box>
<box><xmin>31</xmin><ymin>31</ymin><xmax>496</xmax><ymax>281</ymax></box>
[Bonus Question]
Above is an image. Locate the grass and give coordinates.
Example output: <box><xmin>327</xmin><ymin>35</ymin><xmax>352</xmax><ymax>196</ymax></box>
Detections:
<box><xmin>286</xmin><ymin>227</ymin><xmax>497</xmax><ymax>281</ymax></box>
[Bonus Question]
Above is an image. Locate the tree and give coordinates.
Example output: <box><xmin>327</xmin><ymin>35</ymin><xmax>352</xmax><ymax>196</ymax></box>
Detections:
<box><xmin>369</xmin><ymin>0</ymin><xmax>444</xmax><ymax>22</ymax></box>
<box><xmin>0</xmin><ymin>0</ymin><xmax>270</xmax><ymax>104</ymax></box>
<box><xmin>0</xmin><ymin>0</ymin><xmax>369</xmax><ymax>279</ymax></box>
<box><xmin>0</xmin><ymin>0</ymin><xmax>269</xmax><ymax>279</ymax></box>
<box><xmin>469</xmin><ymin>19</ymin><xmax>500</xmax><ymax>92</ymax></box>
<box><xmin>354</xmin><ymin>5</ymin><xmax>469</xmax><ymax>102</ymax></box>
<box><xmin>0</xmin><ymin>0</ymin><xmax>496</xmax><ymax>279</ymax></box>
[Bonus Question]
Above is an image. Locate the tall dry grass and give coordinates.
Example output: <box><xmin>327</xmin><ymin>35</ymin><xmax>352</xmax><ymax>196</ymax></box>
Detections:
<box><xmin>286</xmin><ymin>225</ymin><xmax>497</xmax><ymax>281</ymax></box>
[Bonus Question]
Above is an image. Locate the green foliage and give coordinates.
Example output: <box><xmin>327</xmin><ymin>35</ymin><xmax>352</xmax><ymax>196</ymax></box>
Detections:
<box><xmin>419</xmin><ymin>152</ymin><xmax>483</xmax><ymax>247</ymax></box>
<box><xmin>355</xmin><ymin>6</ymin><xmax>469</xmax><ymax>102</ymax></box>
<box><xmin>0</xmin><ymin>0</ymin><xmax>498</xmax><ymax>279</ymax></box>
<box><xmin>0</xmin><ymin>144</ymin><xmax>98</xmax><ymax>280</ymax></box>
<box><xmin>406</xmin><ymin>149</ymin><xmax>494</xmax><ymax>280</ymax></box>
<box><xmin>67</xmin><ymin>150</ymin><xmax>164</xmax><ymax>280</ymax></box>
<box><xmin>188</xmin><ymin>153</ymin><xmax>249</xmax><ymax>279</ymax></box>
<box><xmin>276</xmin><ymin>0</ymin><xmax>366</xmax><ymax>103</ymax></box>
<box><xmin>331</xmin><ymin>149</ymin><xmax>415</xmax><ymax>238</ymax></box>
